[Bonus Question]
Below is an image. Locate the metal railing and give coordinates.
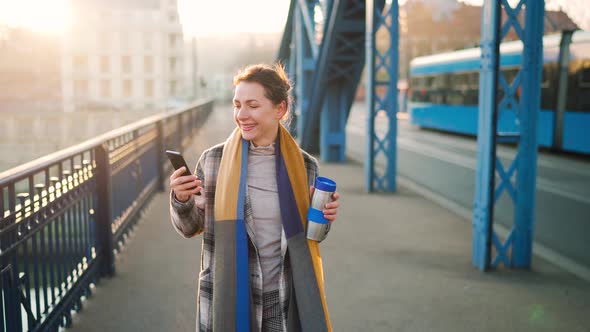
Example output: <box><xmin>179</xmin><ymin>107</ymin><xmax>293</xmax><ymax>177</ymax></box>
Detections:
<box><xmin>0</xmin><ymin>99</ymin><xmax>213</xmax><ymax>331</ymax></box>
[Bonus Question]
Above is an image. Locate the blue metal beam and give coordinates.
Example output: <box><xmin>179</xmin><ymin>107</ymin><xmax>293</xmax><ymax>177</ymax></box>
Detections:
<box><xmin>277</xmin><ymin>0</ymin><xmax>296</xmax><ymax>62</ymax></box>
<box><xmin>365</xmin><ymin>0</ymin><xmax>398</xmax><ymax>192</ymax></box>
<box><xmin>473</xmin><ymin>0</ymin><xmax>544</xmax><ymax>271</ymax></box>
<box><xmin>512</xmin><ymin>0</ymin><xmax>544</xmax><ymax>267</ymax></box>
<box><xmin>297</xmin><ymin>0</ymin><xmax>319</xmax><ymax>59</ymax></box>
<box><xmin>472</xmin><ymin>0</ymin><xmax>500</xmax><ymax>271</ymax></box>
<box><xmin>295</xmin><ymin>0</ymin><xmax>319</xmax><ymax>141</ymax></box>
<box><xmin>300</xmin><ymin>0</ymin><xmax>381</xmax><ymax>158</ymax></box>
<box><xmin>321</xmin><ymin>87</ymin><xmax>348</xmax><ymax>161</ymax></box>
<box><xmin>281</xmin><ymin>0</ymin><xmax>320</xmax><ymax>140</ymax></box>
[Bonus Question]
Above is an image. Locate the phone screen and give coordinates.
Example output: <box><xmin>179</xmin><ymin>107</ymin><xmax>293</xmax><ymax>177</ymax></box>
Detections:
<box><xmin>166</xmin><ymin>150</ymin><xmax>191</xmax><ymax>176</ymax></box>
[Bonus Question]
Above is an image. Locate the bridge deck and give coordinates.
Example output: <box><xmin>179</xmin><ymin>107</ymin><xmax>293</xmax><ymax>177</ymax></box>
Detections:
<box><xmin>69</xmin><ymin>105</ymin><xmax>590</xmax><ymax>331</ymax></box>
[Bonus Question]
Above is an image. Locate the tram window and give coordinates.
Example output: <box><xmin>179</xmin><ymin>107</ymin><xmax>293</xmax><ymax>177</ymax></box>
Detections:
<box><xmin>541</xmin><ymin>66</ymin><xmax>552</xmax><ymax>88</ymax></box>
<box><xmin>567</xmin><ymin>60</ymin><xmax>590</xmax><ymax>111</ymax></box>
<box><xmin>412</xmin><ymin>77</ymin><xmax>425</xmax><ymax>88</ymax></box>
<box><xmin>446</xmin><ymin>92</ymin><xmax>464</xmax><ymax>105</ymax></box>
<box><xmin>576</xmin><ymin>61</ymin><xmax>590</xmax><ymax>110</ymax></box>
<box><xmin>541</xmin><ymin>63</ymin><xmax>558</xmax><ymax>110</ymax></box>
<box><xmin>447</xmin><ymin>73</ymin><xmax>464</xmax><ymax>105</ymax></box>
<box><xmin>467</xmin><ymin>72</ymin><xmax>479</xmax><ymax>89</ymax></box>
<box><xmin>450</xmin><ymin>73</ymin><xmax>467</xmax><ymax>88</ymax></box>
<box><xmin>410</xmin><ymin>76</ymin><xmax>428</xmax><ymax>102</ymax></box>
<box><xmin>431</xmin><ymin>74</ymin><xmax>447</xmax><ymax>88</ymax></box>
<box><xmin>429</xmin><ymin>90</ymin><xmax>446</xmax><ymax>104</ymax></box>
<box><xmin>411</xmin><ymin>77</ymin><xmax>425</xmax><ymax>102</ymax></box>
<box><xmin>411</xmin><ymin>74</ymin><xmax>448</xmax><ymax>104</ymax></box>
<box><xmin>579</xmin><ymin>62</ymin><xmax>590</xmax><ymax>88</ymax></box>
<box><xmin>465</xmin><ymin>90</ymin><xmax>479</xmax><ymax>105</ymax></box>
<box><xmin>467</xmin><ymin>72</ymin><xmax>479</xmax><ymax>105</ymax></box>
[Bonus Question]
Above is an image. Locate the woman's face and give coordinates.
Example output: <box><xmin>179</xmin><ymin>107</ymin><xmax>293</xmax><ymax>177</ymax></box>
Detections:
<box><xmin>233</xmin><ymin>81</ymin><xmax>286</xmax><ymax>146</ymax></box>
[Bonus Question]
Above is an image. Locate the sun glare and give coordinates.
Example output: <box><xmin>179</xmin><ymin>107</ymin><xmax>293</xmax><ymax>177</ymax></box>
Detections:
<box><xmin>0</xmin><ymin>0</ymin><xmax>70</xmax><ymax>34</ymax></box>
<box><xmin>178</xmin><ymin>0</ymin><xmax>291</xmax><ymax>36</ymax></box>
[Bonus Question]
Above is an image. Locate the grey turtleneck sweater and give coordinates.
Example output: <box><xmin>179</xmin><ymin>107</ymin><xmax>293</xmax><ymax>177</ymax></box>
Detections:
<box><xmin>247</xmin><ymin>142</ymin><xmax>282</xmax><ymax>292</ymax></box>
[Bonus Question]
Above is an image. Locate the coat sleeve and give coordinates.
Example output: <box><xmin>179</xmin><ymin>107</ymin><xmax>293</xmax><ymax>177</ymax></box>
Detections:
<box><xmin>169</xmin><ymin>150</ymin><xmax>207</xmax><ymax>238</ymax></box>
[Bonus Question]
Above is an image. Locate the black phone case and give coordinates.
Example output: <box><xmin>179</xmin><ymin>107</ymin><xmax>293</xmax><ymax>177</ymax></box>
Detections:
<box><xmin>166</xmin><ymin>151</ymin><xmax>191</xmax><ymax>176</ymax></box>
<box><xmin>166</xmin><ymin>150</ymin><xmax>201</xmax><ymax>196</ymax></box>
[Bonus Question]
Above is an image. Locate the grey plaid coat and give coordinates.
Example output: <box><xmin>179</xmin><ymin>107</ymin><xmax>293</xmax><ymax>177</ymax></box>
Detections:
<box><xmin>170</xmin><ymin>142</ymin><xmax>330</xmax><ymax>332</ymax></box>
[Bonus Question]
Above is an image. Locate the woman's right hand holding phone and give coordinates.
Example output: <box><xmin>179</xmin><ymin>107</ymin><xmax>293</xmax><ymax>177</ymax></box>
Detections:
<box><xmin>170</xmin><ymin>167</ymin><xmax>202</xmax><ymax>203</ymax></box>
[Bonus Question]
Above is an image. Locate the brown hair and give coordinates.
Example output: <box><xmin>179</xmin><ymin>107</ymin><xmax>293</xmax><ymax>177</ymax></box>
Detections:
<box><xmin>233</xmin><ymin>63</ymin><xmax>293</xmax><ymax>127</ymax></box>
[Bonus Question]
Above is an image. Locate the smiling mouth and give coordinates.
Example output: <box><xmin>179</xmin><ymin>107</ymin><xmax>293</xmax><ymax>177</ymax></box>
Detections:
<box><xmin>241</xmin><ymin>124</ymin><xmax>257</xmax><ymax>131</ymax></box>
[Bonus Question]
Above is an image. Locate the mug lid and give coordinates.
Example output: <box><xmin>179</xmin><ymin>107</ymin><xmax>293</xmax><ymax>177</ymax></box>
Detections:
<box><xmin>315</xmin><ymin>176</ymin><xmax>336</xmax><ymax>192</ymax></box>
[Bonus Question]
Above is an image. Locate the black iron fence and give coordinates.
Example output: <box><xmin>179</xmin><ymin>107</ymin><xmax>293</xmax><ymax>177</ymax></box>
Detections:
<box><xmin>0</xmin><ymin>100</ymin><xmax>213</xmax><ymax>331</ymax></box>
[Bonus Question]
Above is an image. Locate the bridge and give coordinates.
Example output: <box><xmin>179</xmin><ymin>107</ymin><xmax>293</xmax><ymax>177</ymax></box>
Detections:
<box><xmin>1</xmin><ymin>1</ymin><xmax>590</xmax><ymax>331</ymax></box>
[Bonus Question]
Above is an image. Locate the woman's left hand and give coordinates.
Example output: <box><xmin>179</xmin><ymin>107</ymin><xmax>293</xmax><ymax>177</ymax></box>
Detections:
<box><xmin>310</xmin><ymin>186</ymin><xmax>340</xmax><ymax>224</ymax></box>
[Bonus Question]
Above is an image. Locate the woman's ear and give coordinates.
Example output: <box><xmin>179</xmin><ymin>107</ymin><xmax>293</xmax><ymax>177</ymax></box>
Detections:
<box><xmin>276</xmin><ymin>100</ymin><xmax>287</xmax><ymax>120</ymax></box>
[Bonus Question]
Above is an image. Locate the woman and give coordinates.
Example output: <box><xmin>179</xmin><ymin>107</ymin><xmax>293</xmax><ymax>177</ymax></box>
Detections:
<box><xmin>169</xmin><ymin>64</ymin><xmax>340</xmax><ymax>332</ymax></box>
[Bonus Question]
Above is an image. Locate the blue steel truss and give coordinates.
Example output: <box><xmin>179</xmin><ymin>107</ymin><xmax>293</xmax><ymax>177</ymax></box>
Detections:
<box><xmin>278</xmin><ymin>0</ymin><xmax>321</xmax><ymax>144</ymax></box>
<box><xmin>365</xmin><ymin>0</ymin><xmax>398</xmax><ymax>192</ymax></box>
<box><xmin>473</xmin><ymin>0</ymin><xmax>545</xmax><ymax>271</ymax></box>
<box><xmin>279</xmin><ymin>0</ymin><xmax>383</xmax><ymax>161</ymax></box>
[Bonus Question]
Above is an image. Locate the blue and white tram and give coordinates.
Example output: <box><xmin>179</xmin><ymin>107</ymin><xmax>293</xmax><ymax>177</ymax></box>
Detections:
<box><xmin>409</xmin><ymin>30</ymin><xmax>590</xmax><ymax>154</ymax></box>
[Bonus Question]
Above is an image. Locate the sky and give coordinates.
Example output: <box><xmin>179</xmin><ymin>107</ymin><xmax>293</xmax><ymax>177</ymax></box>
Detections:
<box><xmin>0</xmin><ymin>0</ymin><xmax>292</xmax><ymax>36</ymax></box>
<box><xmin>0</xmin><ymin>0</ymin><xmax>587</xmax><ymax>36</ymax></box>
<box><xmin>178</xmin><ymin>0</ymin><xmax>290</xmax><ymax>36</ymax></box>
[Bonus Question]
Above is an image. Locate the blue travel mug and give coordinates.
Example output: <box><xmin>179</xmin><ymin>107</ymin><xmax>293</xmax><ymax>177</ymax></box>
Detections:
<box><xmin>306</xmin><ymin>177</ymin><xmax>336</xmax><ymax>241</ymax></box>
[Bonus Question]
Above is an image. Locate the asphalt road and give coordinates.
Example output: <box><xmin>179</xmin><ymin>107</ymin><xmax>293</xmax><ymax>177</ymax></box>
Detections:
<box><xmin>346</xmin><ymin>102</ymin><xmax>590</xmax><ymax>273</ymax></box>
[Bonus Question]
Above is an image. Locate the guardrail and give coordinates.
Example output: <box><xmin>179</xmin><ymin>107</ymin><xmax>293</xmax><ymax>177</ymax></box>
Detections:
<box><xmin>0</xmin><ymin>99</ymin><xmax>214</xmax><ymax>331</ymax></box>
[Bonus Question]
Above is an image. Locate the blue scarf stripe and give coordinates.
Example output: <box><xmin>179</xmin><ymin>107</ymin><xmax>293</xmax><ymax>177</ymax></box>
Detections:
<box><xmin>236</xmin><ymin>139</ymin><xmax>250</xmax><ymax>331</ymax></box>
<box><xmin>275</xmin><ymin>134</ymin><xmax>305</xmax><ymax>239</ymax></box>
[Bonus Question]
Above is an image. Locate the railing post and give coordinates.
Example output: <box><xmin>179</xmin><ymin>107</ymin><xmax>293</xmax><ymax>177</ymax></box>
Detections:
<box><xmin>94</xmin><ymin>143</ymin><xmax>115</xmax><ymax>277</ymax></box>
<box><xmin>177</xmin><ymin>113</ymin><xmax>184</xmax><ymax>152</ymax></box>
<box><xmin>156</xmin><ymin>121</ymin><xmax>166</xmax><ymax>191</ymax></box>
<box><xmin>1</xmin><ymin>265</ymin><xmax>23</xmax><ymax>332</ymax></box>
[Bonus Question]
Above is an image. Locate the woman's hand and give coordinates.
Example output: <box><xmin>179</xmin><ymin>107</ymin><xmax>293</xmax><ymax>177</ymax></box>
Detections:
<box><xmin>310</xmin><ymin>186</ymin><xmax>340</xmax><ymax>223</ymax></box>
<box><xmin>170</xmin><ymin>167</ymin><xmax>202</xmax><ymax>203</ymax></box>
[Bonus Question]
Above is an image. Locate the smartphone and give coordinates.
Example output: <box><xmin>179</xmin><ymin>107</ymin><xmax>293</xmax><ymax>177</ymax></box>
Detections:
<box><xmin>166</xmin><ymin>150</ymin><xmax>192</xmax><ymax>176</ymax></box>
<box><xmin>166</xmin><ymin>150</ymin><xmax>201</xmax><ymax>196</ymax></box>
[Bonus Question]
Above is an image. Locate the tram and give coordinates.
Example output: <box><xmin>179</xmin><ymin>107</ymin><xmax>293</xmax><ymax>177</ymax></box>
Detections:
<box><xmin>409</xmin><ymin>30</ymin><xmax>590</xmax><ymax>154</ymax></box>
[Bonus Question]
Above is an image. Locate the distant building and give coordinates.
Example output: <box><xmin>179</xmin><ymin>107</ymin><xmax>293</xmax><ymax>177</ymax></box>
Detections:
<box><xmin>0</xmin><ymin>26</ymin><xmax>62</xmax><ymax>112</ymax></box>
<box><xmin>61</xmin><ymin>0</ymin><xmax>195</xmax><ymax>112</ymax></box>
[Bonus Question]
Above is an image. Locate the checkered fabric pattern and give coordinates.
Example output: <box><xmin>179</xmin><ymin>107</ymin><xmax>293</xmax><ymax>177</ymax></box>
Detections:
<box><xmin>262</xmin><ymin>289</ymin><xmax>283</xmax><ymax>332</ymax></box>
<box><xmin>170</xmin><ymin>142</ymin><xmax>330</xmax><ymax>332</ymax></box>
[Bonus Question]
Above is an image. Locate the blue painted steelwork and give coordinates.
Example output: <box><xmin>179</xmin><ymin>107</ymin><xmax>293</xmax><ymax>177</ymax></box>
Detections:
<box><xmin>295</xmin><ymin>0</ymin><xmax>320</xmax><ymax>141</ymax></box>
<box><xmin>0</xmin><ymin>100</ymin><xmax>213</xmax><ymax>331</ymax></box>
<box><xmin>472</xmin><ymin>0</ymin><xmax>500</xmax><ymax>271</ymax></box>
<box><xmin>277</xmin><ymin>0</ymin><xmax>319</xmax><ymax>140</ymax></box>
<box><xmin>365</xmin><ymin>0</ymin><xmax>398</xmax><ymax>192</ymax></box>
<box><xmin>309</xmin><ymin>0</ymin><xmax>376</xmax><ymax>160</ymax></box>
<box><xmin>473</xmin><ymin>0</ymin><xmax>545</xmax><ymax>271</ymax></box>
<box><xmin>512</xmin><ymin>0</ymin><xmax>544</xmax><ymax>267</ymax></box>
<box><xmin>279</xmin><ymin>0</ymin><xmax>388</xmax><ymax>161</ymax></box>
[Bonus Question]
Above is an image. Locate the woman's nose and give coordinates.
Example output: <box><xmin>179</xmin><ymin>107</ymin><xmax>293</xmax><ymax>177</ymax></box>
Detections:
<box><xmin>236</xmin><ymin>106</ymin><xmax>249</xmax><ymax>120</ymax></box>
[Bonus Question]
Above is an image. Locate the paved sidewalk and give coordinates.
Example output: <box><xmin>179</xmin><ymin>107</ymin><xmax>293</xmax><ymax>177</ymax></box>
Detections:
<box><xmin>70</xmin><ymin>106</ymin><xmax>590</xmax><ymax>331</ymax></box>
